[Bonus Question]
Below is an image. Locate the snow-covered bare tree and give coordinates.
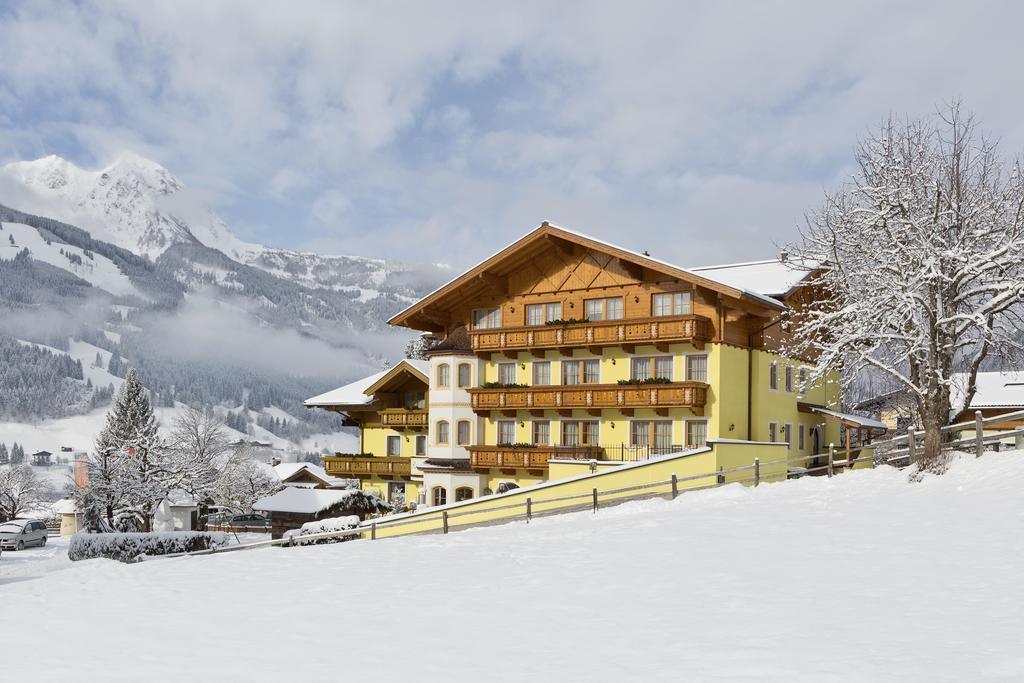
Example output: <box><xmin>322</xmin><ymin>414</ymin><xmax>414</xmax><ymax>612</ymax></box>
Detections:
<box><xmin>788</xmin><ymin>103</ymin><xmax>1024</xmax><ymax>467</ymax></box>
<box><xmin>167</xmin><ymin>406</ymin><xmax>229</xmax><ymax>498</ymax></box>
<box><xmin>210</xmin><ymin>447</ymin><xmax>283</xmax><ymax>512</ymax></box>
<box><xmin>0</xmin><ymin>465</ymin><xmax>51</xmax><ymax>522</ymax></box>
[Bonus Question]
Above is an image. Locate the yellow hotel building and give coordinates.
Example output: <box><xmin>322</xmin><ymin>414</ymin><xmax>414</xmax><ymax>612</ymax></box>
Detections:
<box><xmin>306</xmin><ymin>223</ymin><xmax>874</xmax><ymax>508</ymax></box>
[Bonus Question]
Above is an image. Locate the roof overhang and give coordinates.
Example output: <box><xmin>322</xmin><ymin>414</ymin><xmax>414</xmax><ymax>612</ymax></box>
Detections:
<box><xmin>798</xmin><ymin>403</ymin><xmax>888</xmax><ymax>432</ymax></box>
<box><xmin>388</xmin><ymin>222</ymin><xmax>787</xmax><ymax>332</ymax></box>
<box><xmin>362</xmin><ymin>360</ymin><xmax>429</xmax><ymax>396</ymax></box>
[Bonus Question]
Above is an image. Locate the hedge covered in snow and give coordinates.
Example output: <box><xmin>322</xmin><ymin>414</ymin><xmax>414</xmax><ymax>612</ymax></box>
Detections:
<box><xmin>282</xmin><ymin>515</ymin><xmax>360</xmax><ymax>545</ymax></box>
<box><xmin>69</xmin><ymin>531</ymin><xmax>229</xmax><ymax>563</ymax></box>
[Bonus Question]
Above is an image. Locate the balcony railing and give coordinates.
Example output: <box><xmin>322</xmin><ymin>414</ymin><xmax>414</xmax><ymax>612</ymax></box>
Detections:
<box><xmin>466</xmin><ymin>443</ymin><xmax>693</xmax><ymax>469</ymax></box>
<box><xmin>467</xmin><ymin>381</ymin><xmax>708</xmax><ymax>414</ymax></box>
<box><xmin>469</xmin><ymin>315</ymin><xmax>712</xmax><ymax>354</ymax></box>
<box><xmin>466</xmin><ymin>445</ymin><xmax>604</xmax><ymax>469</ymax></box>
<box><xmin>380</xmin><ymin>409</ymin><xmax>428</xmax><ymax>428</ymax></box>
<box><xmin>322</xmin><ymin>454</ymin><xmax>412</xmax><ymax>478</ymax></box>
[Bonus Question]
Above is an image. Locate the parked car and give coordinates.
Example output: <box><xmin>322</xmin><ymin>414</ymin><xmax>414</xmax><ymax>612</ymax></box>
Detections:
<box><xmin>0</xmin><ymin>519</ymin><xmax>48</xmax><ymax>551</ymax></box>
<box><xmin>228</xmin><ymin>513</ymin><xmax>270</xmax><ymax>529</ymax></box>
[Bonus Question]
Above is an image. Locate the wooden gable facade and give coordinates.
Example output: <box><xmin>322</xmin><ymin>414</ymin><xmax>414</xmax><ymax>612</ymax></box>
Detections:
<box><xmin>390</xmin><ymin>223</ymin><xmax>791</xmax><ymax>352</ymax></box>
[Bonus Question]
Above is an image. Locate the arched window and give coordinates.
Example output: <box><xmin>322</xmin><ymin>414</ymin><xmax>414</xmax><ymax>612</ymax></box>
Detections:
<box><xmin>457</xmin><ymin>363</ymin><xmax>472</xmax><ymax>387</ymax></box>
<box><xmin>455</xmin><ymin>487</ymin><xmax>474</xmax><ymax>502</ymax></box>
<box><xmin>456</xmin><ymin>419</ymin><xmax>471</xmax><ymax>445</ymax></box>
<box><xmin>432</xmin><ymin>486</ymin><xmax>447</xmax><ymax>506</ymax></box>
<box><xmin>437</xmin><ymin>363</ymin><xmax>450</xmax><ymax>388</ymax></box>
<box><xmin>436</xmin><ymin>420</ymin><xmax>450</xmax><ymax>445</ymax></box>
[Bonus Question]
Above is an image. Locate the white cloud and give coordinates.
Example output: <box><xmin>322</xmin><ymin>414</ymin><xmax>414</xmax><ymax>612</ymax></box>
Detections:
<box><xmin>1</xmin><ymin>1</ymin><xmax>1023</xmax><ymax>268</ymax></box>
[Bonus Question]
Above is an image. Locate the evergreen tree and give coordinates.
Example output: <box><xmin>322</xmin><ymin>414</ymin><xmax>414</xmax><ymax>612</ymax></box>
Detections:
<box><xmin>10</xmin><ymin>443</ymin><xmax>24</xmax><ymax>464</ymax></box>
<box><xmin>0</xmin><ymin>443</ymin><xmax>8</xmax><ymax>465</ymax></box>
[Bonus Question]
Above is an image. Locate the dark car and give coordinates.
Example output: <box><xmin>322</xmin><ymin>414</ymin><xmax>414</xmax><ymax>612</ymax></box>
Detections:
<box><xmin>228</xmin><ymin>513</ymin><xmax>270</xmax><ymax>529</ymax></box>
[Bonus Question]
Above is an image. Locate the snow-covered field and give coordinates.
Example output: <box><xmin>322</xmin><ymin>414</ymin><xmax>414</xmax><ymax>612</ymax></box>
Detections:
<box><xmin>2</xmin><ymin>454</ymin><xmax>1022</xmax><ymax>681</ymax></box>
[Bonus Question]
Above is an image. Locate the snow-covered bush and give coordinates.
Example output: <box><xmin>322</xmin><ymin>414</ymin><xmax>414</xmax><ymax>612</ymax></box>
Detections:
<box><xmin>282</xmin><ymin>515</ymin><xmax>360</xmax><ymax>545</ymax></box>
<box><xmin>69</xmin><ymin>531</ymin><xmax>229</xmax><ymax>563</ymax></box>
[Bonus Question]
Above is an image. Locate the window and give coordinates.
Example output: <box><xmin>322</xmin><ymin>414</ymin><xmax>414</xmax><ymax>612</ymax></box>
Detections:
<box><xmin>768</xmin><ymin>422</ymin><xmax>778</xmax><ymax>442</ymax></box>
<box><xmin>432</xmin><ymin>487</ymin><xmax>447</xmax><ymax>506</ymax></box>
<box><xmin>498</xmin><ymin>362</ymin><xmax>517</xmax><ymax>385</ymax></box>
<box><xmin>783</xmin><ymin>423</ymin><xmax>793</xmax><ymax>450</ymax></box>
<box><xmin>686</xmin><ymin>420</ymin><xmax>707</xmax><ymax>448</ymax></box>
<box><xmin>457</xmin><ymin>363</ymin><xmax>472</xmax><ymax>388</ymax></box>
<box><xmin>386</xmin><ymin>435</ymin><xmax>401</xmax><ymax>456</ymax></box>
<box><xmin>798</xmin><ymin>424</ymin><xmax>806</xmax><ymax>451</ymax></box>
<box><xmin>404</xmin><ymin>391</ymin><xmax>426</xmax><ymax>410</ymax></box>
<box><xmin>784</xmin><ymin>365</ymin><xmax>794</xmax><ymax>393</ymax></box>
<box><xmin>769</xmin><ymin>361</ymin><xmax>778</xmax><ymax>391</ymax></box>
<box><xmin>798</xmin><ymin>367</ymin><xmax>808</xmax><ymax>395</ymax></box>
<box><xmin>630</xmin><ymin>420</ymin><xmax>673</xmax><ymax>451</ymax></box>
<box><xmin>436</xmin><ymin>420</ymin><xmax>449</xmax><ymax>445</ymax></box>
<box><xmin>455</xmin><ymin>487</ymin><xmax>474</xmax><ymax>502</ymax></box>
<box><xmin>497</xmin><ymin>420</ymin><xmax>516</xmax><ymax>445</ymax></box>
<box><xmin>526</xmin><ymin>302</ymin><xmax>561</xmax><ymax>326</ymax></box>
<box><xmin>561</xmin><ymin>420</ymin><xmax>599</xmax><ymax>446</ymax></box>
<box><xmin>457</xmin><ymin>420</ymin><xmax>471</xmax><ymax>446</ymax></box>
<box><xmin>532</xmin><ymin>420</ymin><xmax>550</xmax><ymax>446</ymax></box>
<box><xmin>562</xmin><ymin>359</ymin><xmax>600</xmax><ymax>385</ymax></box>
<box><xmin>652</xmin><ymin>291</ymin><xmax>692</xmax><ymax>317</ymax></box>
<box><xmin>437</xmin><ymin>363</ymin><xmax>450</xmax><ymax>388</ymax></box>
<box><xmin>532</xmin><ymin>361</ymin><xmax>551</xmax><ymax>385</ymax></box>
<box><xmin>415</xmin><ymin>435</ymin><xmax>426</xmax><ymax>456</ymax></box>
<box><xmin>584</xmin><ymin>297</ymin><xmax>624</xmax><ymax>321</ymax></box>
<box><xmin>631</xmin><ymin>356</ymin><xmax>673</xmax><ymax>381</ymax></box>
<box><xmin>682</xmin><ymin>354</ymin><xmax>706</xmax><ymax>383</ymax></box>
<box><xmin>472</xmin><ymin>307</ymin><xmax>501</xmax><ymax>329</ymax></box>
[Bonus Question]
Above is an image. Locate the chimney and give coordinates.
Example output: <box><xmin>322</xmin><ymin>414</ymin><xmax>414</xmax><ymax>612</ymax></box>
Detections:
<box><xmin>271</xmin><ymin>457</ymin><xmax>281</xmax><ymax>467</ymax></box>
<box><xmin>779</xmin><ymin>250</ymin><xmax>789</xmax><ymax>263</ymax></box>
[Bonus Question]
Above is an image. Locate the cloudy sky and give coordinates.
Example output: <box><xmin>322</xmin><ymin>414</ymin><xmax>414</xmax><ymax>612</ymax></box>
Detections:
<box><xmin>2</xmin><ymin>1</ymin><xmax>1023</xmax><ymax>269</ymax></box>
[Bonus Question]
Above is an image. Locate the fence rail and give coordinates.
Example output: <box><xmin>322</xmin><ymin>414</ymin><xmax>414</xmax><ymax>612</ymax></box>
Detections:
<box><xmin>156</xmin><ymin>445</ymin><xmax>876</xmax><ymax>560</ymax></box>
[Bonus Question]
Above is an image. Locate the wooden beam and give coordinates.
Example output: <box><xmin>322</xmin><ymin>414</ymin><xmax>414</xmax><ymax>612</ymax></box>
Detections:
<box><xmin>587</xmin><ymin>409</ymin><xmax>601</xmax><ymax>417</ymax></box>
<box><xmin>502</xmin><ymin>410</ymin><xmax>517</xmax><ymax>417</ymax></box>
<box><xmin>620</xmin><ymin>408</ymin><xmax>634</xmax><ymax>417</ymax></box>
<box><xmin>655</xmin><ymin>408</ymin><xmax>668</xmax><ymax>417</ymax></box>
<box><xmin>691</xmin><ymin>407</ymin><xmax>703</xmax><ymax>417</ymax></box>
<box><xmin>531</xmin><ymin>349</ymin><xmax>546</xmax><ymax>359</ymax></box>
<box><xmin>545</xmin><ymin>234</ymin><xmax>574</xmax><ymax>256</ymax></box>
<box><xmin>559</xmin><ymin>347</ymin><xmax>575</xmax><ymax>358</ymax></box>
<box><xmin>557</xmin><ymin>409</ymin><xmax>573</xmax><ymax>417</ymax></box>
<box><xmin>530</xmin><ymin>409</ymin><xmax>545</xmax><ymax>417</ymax></box>
<box><xmin>618</xmin><ymin>257</ymin><xmax>644</xmax><ymax>281</ymax></box>
<box><xmin>478</xmin><ymin>271</ymin><xmax>508</xmax><ymax>296</ymax></box>
<box><xmin>588</xmin><ymin>346</ymin><xmax>603</xmax><ymax>355</ymax></box>
<box><xmin>655</xmin><ymin>343</ymin><xmax>669</xmax><ymax>353</ymax></box>
<box><xmin>621</xmin><ymin>344</ymin><xmax>635</xmax><ymax>354</ymax></box>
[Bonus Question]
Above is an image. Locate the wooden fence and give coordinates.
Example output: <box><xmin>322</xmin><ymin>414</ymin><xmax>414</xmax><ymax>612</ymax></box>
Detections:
<box><xmin>156</xmin><ymin>446</ymin><xmax>870</xmax><ymax>559</ymax></box>
<box><xmin>871</xmin><ymin>409</ymin><xmax>1024</xmax><ymax>465</ymax></box>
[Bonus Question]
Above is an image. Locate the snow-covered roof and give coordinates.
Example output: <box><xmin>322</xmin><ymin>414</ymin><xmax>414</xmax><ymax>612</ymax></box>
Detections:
<box><xmin>689</xmin><ymin>258</ymin><xmax>814</xmax><ymax>298</ymax></box>
<box><xmin>801</xmin><ymin>405</ymin><xmax>888</xmax><ymax>431</ymax></box>
<box><xmin>951</xmin><ymin>371</ymin><xmax>1024</xmax><ymax>409</ymax></box>
<box><xmin>304</xmin><ymin>359</ymin><xmax>429</xmax><ymax>408</ymax></box>
<box><xmin>52</xmin><ymin>498</ymin><xmax>80</xmax><ymax>514</ymax></box>
<box><xmin>273</xmin><ymin>462</ymin><xmax>349</xmax><ymax>488</ymax></box>
<box><xmin>253</xmin><ymin>487</ymin><xmax>357</xmax><ymax>514</ymax></box>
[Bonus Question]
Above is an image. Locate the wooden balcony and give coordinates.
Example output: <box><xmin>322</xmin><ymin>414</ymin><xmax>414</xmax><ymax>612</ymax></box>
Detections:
<box><xmin>469</xmin><ymin>315</ymin><xmax>711</xmax><ymax>356</ymax></box>
<box><xmin>467</xmin><ymin>381</ymin><xmax>708</xmax><ymax>416</ymax></box>
<box><xmin>322</xmin><ymin>454</ymin><xmax>412</xmax><ymax>479</ymax></box>
<box><xmin>466</xmin><ymin>445</ymin><xmax>604</xmax><ymax>470</ymax></box>
<box><xmin>380</xmin><ymin>409</ymin><xmax>428</xmax><ymax>428</ymax></box>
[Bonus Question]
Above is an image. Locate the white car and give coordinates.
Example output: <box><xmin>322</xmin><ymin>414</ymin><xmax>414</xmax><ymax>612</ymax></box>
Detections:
<box><xmin>0</xmin><ymin>519</ymin><xmax>49</xmax><ymax>551</ymax></box>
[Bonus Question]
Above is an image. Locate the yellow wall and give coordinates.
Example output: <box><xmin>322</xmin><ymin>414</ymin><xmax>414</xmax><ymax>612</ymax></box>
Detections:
<box><xmin>366</xmin><ymin>440</ymin><xmax>790</xmax><ymax>539</ymax></box>
<box><xmin>362</xmin><ymin>426</ymin><xmax>423</xmax><ymax>458</ymax></box>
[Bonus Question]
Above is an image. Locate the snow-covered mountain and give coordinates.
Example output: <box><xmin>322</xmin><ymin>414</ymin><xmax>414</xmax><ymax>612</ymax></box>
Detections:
<box><xmin>0</xmin><ymin>153</ymin><xmax>447</xmax><ymax>448</ymax></box>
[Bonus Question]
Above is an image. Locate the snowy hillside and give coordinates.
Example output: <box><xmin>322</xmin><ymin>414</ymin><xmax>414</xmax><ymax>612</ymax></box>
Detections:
<box><xmin>3</xmin><ymin>454</ymin><xmax>1022</xmax><ymax>680</ymax></box>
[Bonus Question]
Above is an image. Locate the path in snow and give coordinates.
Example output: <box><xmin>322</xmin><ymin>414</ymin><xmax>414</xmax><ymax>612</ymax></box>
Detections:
<box><xmin>1</xmin><ymin>454</ymin><xmax>1022</xmax><ymax>681</ymax></box>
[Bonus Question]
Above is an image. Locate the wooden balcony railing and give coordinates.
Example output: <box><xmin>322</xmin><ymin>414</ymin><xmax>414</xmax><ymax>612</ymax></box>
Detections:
<box><xmin>322</xmin><ymin>454</ymin><xmax>412</xmax><ymax>478</ymax></box>
<box><xmin>380</xmin><ymin>409</ymin><xmax>428</xmax><ymax>428</ymax></box>
<box><xmin>469</xmin><ymin>315</ymin><xmax>712</xmax><ymax>355</ymax></box>
<box><xmin>467</xmin><ymin>381</ymin><xmax>708</xmax><ymax>415</ymax></box>
<box><xmin>466</xmin><ymin>445</ymin><xmax>605</xmax><ymax>470</ymax></box>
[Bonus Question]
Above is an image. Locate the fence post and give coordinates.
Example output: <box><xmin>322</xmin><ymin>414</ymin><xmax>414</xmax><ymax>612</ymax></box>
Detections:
<box><xmin>827</xmin><ymin>443</ymin><xmax>834</xmax><ymax>477</ymax></box>
<box><xmin>975</xmin><ymin>410</ymin><xmax>984</xmax><ymax>458</ymax></box>
<box><xmin>370</xmin><ymin>522</ymin><xmax>376</xmax><ymax>541</ymax></box>
<box><xmin>526</xmin><ymin>497</ymin><xmax>532</xmax><ymax>523</ymax></box>
<box><xmin>592</xmin><ymin>488</ymin><xmax>598</xmax><ymax>513</ymax></box>
<box><xmin>442</xmin><ymin>510</ymin><xmax>449</xmax><ymax>534</ymax></box>
<box><xmin>753</xmin><ymin>457</ymin><xmax>760</xmax><ymax>487</ymax></box>
<box><xmin>907</xmin><ymin>426</ymin><xmax>916</xmax><ymax>465</ymax></box>
<box><xmin>671</xmin><ymin>473</ymin><xmax>678</xmax><ymax>499</ymax></box>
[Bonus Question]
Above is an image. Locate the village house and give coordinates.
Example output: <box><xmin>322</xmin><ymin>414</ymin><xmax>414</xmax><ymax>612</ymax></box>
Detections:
<box><xmin>306</xmin><ymin>223</ymin><xmax>884</xmax><ymax>507</ymax></box>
